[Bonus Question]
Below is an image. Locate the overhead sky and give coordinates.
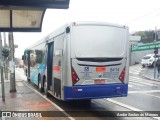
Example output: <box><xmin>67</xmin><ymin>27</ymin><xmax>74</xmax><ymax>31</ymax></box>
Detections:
<box><xmin>4</xmin><ymin>0</ymin><xmax>160</xmax><ymax>58</ymax></box>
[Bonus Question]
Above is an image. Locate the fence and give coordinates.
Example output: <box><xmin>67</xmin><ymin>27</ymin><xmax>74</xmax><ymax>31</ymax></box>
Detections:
<box><xmin>131</xmin><ymin>42</ymin><xmax>160</xmax><ymax>65</ymax></box>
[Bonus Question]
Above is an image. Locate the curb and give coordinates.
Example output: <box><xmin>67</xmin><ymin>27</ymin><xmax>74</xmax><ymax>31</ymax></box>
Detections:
<box><xmin>23</xmin><ymin>81</ymin><xmax>75</xmax><ymax>120</ymax></box>
<box><xmin>142</xmin><ymin>74</ymin><xmax>160</xmax><ymax>82</ymax></box>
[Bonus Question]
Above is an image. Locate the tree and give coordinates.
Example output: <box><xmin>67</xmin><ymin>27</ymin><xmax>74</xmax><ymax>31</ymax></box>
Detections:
<box><xmin>134</xmin><ymin>30</ymin><xmax>159</xmax><ymax>43</ymax></box>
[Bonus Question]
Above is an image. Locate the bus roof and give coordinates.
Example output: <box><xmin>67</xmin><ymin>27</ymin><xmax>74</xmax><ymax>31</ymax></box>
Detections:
<box><xmin>70</xmin><ymin>21</ymin><xmax>128</xmax><ymax>29</ymax></box>
<box><xmin>25</xmin><ymin>21</ymin><xmax>128</xmax><ymax>50</ymax></box>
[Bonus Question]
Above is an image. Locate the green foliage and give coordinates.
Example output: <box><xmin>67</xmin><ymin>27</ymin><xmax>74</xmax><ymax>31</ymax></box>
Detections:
<box><xmin>134</xmin><ymin>30</ymin><xmax>159</xmax><ymax>43</ymax></box>
<box><xmin>4</xmin><ymin>67</ymin><xmax>10</xmax><ymax>73</ymax></box>
<box><xmin>2</xmin><ymin>47</ymin><xmax>10</xmax><ymax>58</ymax></box>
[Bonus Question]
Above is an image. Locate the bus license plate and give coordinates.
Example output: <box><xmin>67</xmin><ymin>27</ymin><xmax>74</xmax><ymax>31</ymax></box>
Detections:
<box><xmin>95</xmin><ymin>80</ymin><xmax>105</xmax><ymax>84</ymax></box>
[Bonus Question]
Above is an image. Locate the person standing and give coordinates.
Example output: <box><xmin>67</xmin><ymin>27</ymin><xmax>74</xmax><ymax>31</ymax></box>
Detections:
<box><xmin>156</xmin><ymin>56</ymin><xmax>160</xmax><ymax>78</ymax></box>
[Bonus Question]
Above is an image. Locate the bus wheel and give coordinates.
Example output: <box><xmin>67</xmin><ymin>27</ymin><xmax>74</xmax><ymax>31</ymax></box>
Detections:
<box><xmin>38</xmin><ymin>75</ymin><xmax>43</xmax><ymax>93</ymax></box>
<box><xmin>44</xmin><ymin>79</ymin><xmax>50</xmax><ymax>97</ymax></box>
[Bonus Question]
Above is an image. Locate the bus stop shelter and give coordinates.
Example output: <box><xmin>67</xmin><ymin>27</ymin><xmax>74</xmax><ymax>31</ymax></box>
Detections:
<box><xmin>0</xmin><ymin>0</ymin><xmax>70</xmax><ymax>100</ymax></box>
<box><xmin>0</xmin><ymin>0</ymin><xmax>70</xmax><ymax>32</ymax></box>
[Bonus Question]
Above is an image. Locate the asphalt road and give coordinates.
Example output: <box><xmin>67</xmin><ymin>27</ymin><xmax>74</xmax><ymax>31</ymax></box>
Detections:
<box><xmin>15</xmin><ymin>65</ymin><xmax>160</xmax><ymax>120</ymax></box>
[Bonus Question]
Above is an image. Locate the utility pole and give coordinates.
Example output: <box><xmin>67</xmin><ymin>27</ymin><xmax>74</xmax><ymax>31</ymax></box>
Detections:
<box><xmin>0</xmin><ymin>32</ymin><xmax>5</xmax><ymax>101</ymax></box>
<box><xmin>154</xmin><ymin>27</ymin><xmax>157</xmax><ymax>79</ymax></box>
<box><xmin>0</xmin><ymin>33</ymin><xmax>2</xmax><ymax>60</ymax></box>
<box><xmin>3</xmin><ymin>32</ymin><xmax>8</xmax><ymax>80</ymax></box>
<box><xmin>8</xmin><ymin>32</ymin><xmax>16</xmax><ymax>93</ymax></box>
<box><xmin>3</xmin><ymin>32</ymin><xmax>6</xmax><ymax>46</ymax></box>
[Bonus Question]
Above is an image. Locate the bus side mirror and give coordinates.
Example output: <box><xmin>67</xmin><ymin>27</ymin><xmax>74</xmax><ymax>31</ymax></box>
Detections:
<box><xmin>66</xmin><ymin>27</ymin><xmax>70</xmax><ymax>33</ymax></box>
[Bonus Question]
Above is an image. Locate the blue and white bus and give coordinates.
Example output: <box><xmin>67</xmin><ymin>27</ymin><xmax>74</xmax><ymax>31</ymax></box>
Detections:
<box><xmin>23</xmin><ymin>22</ymin><xmax>129</xmax><ymax>101</ymax></box>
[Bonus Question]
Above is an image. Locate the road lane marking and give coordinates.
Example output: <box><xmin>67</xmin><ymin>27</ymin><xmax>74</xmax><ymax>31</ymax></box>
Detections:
<box><xmin>129</xmin><ymin>76</ymin><xmax>160</xmax><ymax>84</ymax></box>
<box><xmin>106</xmin><ymin>98</ymin><xmax>160</xmax><ymax>120</ymax></box>
<box><xmin>128</xmin><ymin>84</ymin><xmax>134</xmax><ymax>87</ymax></box>
<box><xmin>129</xmin><ymin>76</ymin><xmax>160</xmax><ymax>85</ymax></box>
<box><xmin>129</xmin><ymin>82</ymin><xmax>145</xmax><ymax>86</ymax></box>
<box><xmin>106</xmin><ymin>98</ymin><xmax>142</xmax><ymax>111</ymax></box>
<box><xmin>130</xmin><ymin>67</ymin><xmax>142</xmax><ymax>70</ymax></box>
<box><xmin>129</xmin><ymin>72</ymin><xmax>139</xmax><ymax>75</ymax></box>
<box><xmin>130</xmin><ymin>76</ymin><xmax>145</xmax><ymax>79</ymax></box>
<box><xmin>129</xmin><ymin>76</ymin><xmax>147</xmax><ymax>81</ymax></box>
<box><xmin>129</xmin><ymin>90</ymin><xmax>160</xmax><ymax>94</ymax></box>
<box><xmin>139</xmin><ymin>93</ymin><xmax>160</xmax><ymax>99</ymax></box>
<box><xmin>129</xmin><ymin>80</ymin><xmax>158</xmax><ymax>86</ymax></box>
<box><xmin>130</xmin><ymin>76</ymin><xmax>147</xmax><ymax>79</ymax></box>
<box><xmin>130</xmin><ymin>69</ymin><xmax>141</xmax><ymax>72</ymax></box>
<box><xmin>129</xmin><ymin>78</ymin><xmax>148</xmax><ymax>83</ymax></box>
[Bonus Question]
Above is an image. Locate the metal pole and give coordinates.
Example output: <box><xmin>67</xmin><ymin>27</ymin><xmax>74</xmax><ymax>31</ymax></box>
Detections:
<box><xmin>1</xmin><ymin>66</ymin><xmax>5</xmax><ymax>101</ymax></box>
<box><xmin>0</xmin><ymin>33</ymin><xmax>2</xmax><ymax>60</ymax></box>
<box><xmin>9</xmin><ymin>32</ymin><xmax>16</xmax><ymax>93</ymax></box>
<box><xmin>154</xmin><ymin>27</ymin><xmax>157</xmax><ymax>79</ymax></box>
<box><xmin>0</xmin><ymin>33</ymin><xmax>5</xmax><ymax>101</ymax></box>
<box><xmin>3</xmin><ymin>32</ymin><xmax>8</xmax><ymax>80</ymax></box>
<box><xmin>129</xmin><ymin>45</ymin><xmax>132</xmax><ymax>66</ymax></box>
<box><xmin>3</xmin><ymin>32</ymin><xmax>6</xmax><ymax>46</ymax></box>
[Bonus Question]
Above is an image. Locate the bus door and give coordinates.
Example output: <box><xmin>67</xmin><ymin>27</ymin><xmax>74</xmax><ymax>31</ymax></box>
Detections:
<box><xmin>53</xmin><ymin>35</ymin><xmax>64</xmax><ymax>99</ymax></box>
<box><xmin>47</xmin><ymin>42</ymin><xmax>54</xmax><ymax>91</ymax></box>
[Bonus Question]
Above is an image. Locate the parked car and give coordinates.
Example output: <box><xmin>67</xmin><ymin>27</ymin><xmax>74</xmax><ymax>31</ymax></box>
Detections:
<box><xmin>141</xmin><ymin>54</ymin><xmax>160</xmax><ymax>67</ymax></box>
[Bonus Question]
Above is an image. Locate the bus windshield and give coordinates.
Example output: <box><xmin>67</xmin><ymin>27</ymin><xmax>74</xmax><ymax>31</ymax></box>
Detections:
<box><xmin>72</xmin><ymin>25</ymin><xmax>127</xmax><ymax>58</ymax></box>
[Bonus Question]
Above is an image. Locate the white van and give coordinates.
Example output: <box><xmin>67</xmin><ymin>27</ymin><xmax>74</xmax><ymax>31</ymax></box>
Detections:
<box><xmin>141</xmin><ymin>54</ymin><xmax>160</xmax><ymax>67</ymax></box>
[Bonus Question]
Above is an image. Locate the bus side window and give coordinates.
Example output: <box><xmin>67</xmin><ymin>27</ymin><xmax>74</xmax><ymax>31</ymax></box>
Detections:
<box><xmin>35</xmin><ymin>50</ymin><xmax>43</xmax><ymax>63</ymax></box>
<box><xmin>58</xmin><ymin>60</ymin><xmax>61</xmax><ymax>66</ymax></box>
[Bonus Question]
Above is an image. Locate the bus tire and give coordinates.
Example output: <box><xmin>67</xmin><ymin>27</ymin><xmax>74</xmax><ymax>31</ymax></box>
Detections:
<box><xmin>38</xmin><ymin>75</ymin><xmax>43</xmax><ymax>93</ymax></box>
<box><xmin>44</xmin><ymin>79</ymin><xmax>51</xmax><ymax>97</ymax></box>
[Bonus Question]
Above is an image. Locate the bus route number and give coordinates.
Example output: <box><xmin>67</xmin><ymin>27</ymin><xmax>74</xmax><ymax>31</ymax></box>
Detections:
<box><xmin>110</xmin><ymin>68</ymin><xmax>119</xmax><ymax>72</ymax></box>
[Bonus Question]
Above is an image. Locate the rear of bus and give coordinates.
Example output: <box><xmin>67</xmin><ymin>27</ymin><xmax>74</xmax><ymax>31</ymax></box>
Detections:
<box><xmin>64</xmin><ymin>22</ymin><xmax>129</xmax><ymax>101</ymax></box>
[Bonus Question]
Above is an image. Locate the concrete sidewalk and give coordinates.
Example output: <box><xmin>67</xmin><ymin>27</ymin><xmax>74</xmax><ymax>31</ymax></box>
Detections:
<box><xmin>143</xmin><ymin>68</ymin><xmax>160</xmax><ymax>82</ymax></box>
<box><xmin>0</xmin><ymin>80</ymin><xmax>71</xmax><ymax>120</ymax></box>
